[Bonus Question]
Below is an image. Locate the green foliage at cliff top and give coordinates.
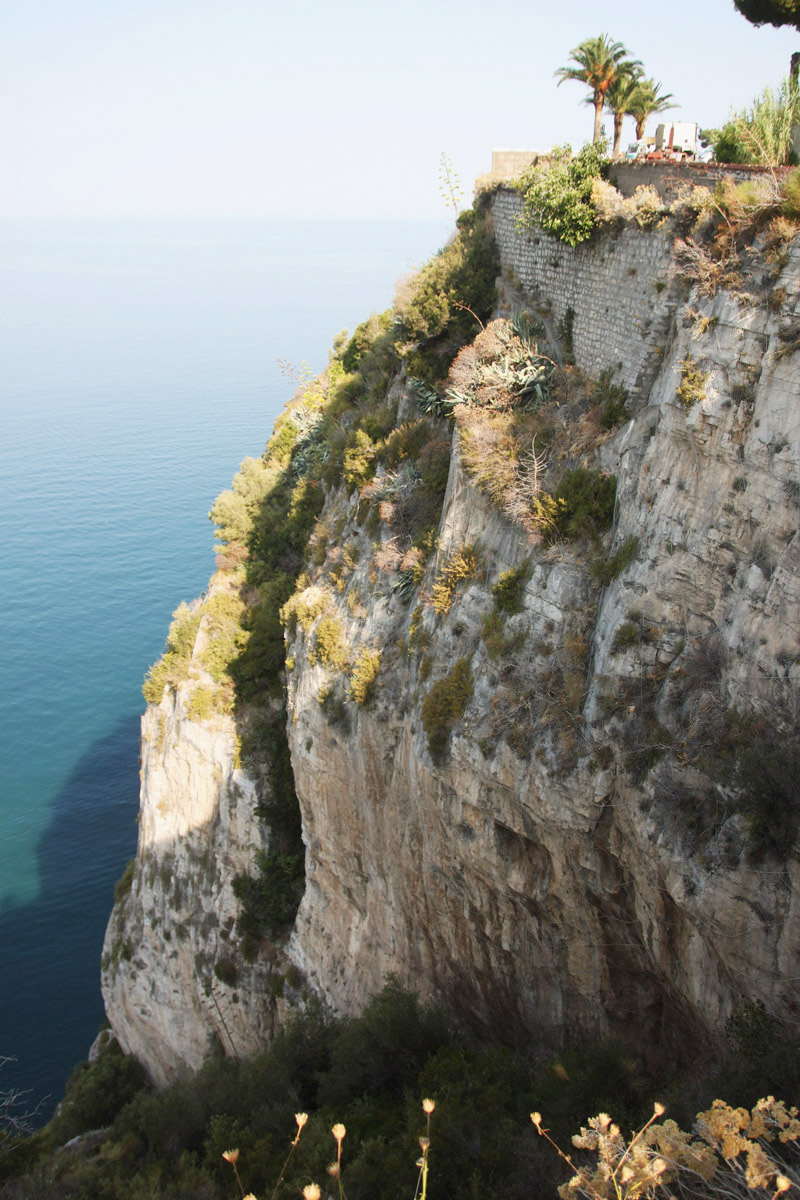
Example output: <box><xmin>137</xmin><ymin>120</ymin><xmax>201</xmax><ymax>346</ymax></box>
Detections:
<box><xmin>517</xmin><ymin>142</ymin><xmax>609</xmax><ymax>246</ymax></box>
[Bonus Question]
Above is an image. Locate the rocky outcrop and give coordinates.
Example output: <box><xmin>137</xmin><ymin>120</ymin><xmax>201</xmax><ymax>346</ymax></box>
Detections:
<box><xmin>102</xmin><ymin>659</ymin><xmax>282</xmax><ymax>1086</ymax></box>
<box><xmin>285</xmin><ymin>240</ymin><xmax>800</xmax><ymax>1058</ymax></box>
<box><xmin>103</xmin><ymin>204</ymin><xmax>800</xmax><ymax>1084</ymax></box>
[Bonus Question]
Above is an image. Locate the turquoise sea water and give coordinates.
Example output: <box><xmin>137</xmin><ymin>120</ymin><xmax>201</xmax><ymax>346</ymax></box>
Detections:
<box><xmin>0</xmin><ymin>216</ymin><xmax>449</xmax><ymax>1116</ymax></box>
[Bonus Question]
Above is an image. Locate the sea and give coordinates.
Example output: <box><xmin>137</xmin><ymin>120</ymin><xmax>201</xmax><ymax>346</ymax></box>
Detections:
<box><xmin>0</xmin><ymin>215</ymin><xmax>450</xmax><ymax>1119</ymax></box>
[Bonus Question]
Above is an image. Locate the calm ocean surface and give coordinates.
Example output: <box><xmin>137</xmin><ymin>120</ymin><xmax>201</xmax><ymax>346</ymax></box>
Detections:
<box><xmin>0</xmin><ymin>216</ymin><xmax>449</xmax><ymax>1116</ymax></box>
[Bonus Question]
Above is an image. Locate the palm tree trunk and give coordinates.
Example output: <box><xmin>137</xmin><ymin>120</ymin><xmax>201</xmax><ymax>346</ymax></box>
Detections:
<box><xmin>635</xmin><ymin>117</ymin><xmax>645</xmax><ymax>141</ymax></box>
<box><xmin>593</xmin><ymin>93</ymin><xmax>604</xmax><ymax>144</ymax></box>
<box><xmin>612</xmin><ymin>112</ymin><xmax>624</xmax><ymax>159</ymax></box>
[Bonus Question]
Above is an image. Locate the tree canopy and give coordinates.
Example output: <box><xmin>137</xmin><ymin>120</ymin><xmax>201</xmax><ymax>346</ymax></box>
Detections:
<box><xmin>627</xmin><ymin>79</ymin><xmax>675</xmax><ymax>142</ymax></box>
<box><xmin>555</xmin><ymin>35</ymin><xmax>641</xmax><ymax>144</ymax></box>
<box><xmin>732</xmin><ymin>0</ymin><xmax>800</xmax><ymax>29</ymax></box>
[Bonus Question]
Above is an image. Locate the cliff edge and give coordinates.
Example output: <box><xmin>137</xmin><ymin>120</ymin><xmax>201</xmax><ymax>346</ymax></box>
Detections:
<box><xmin>103</xmin><ymin>183</ymin><xmax>800</xmax><ymax>1083</ymax></box>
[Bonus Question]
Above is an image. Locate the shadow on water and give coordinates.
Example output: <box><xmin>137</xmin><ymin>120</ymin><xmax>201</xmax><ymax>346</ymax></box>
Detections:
<box><xmin>0</xmin><ymin>715</ymin><xmax>140</xmax><ymax>1123</ymax></box>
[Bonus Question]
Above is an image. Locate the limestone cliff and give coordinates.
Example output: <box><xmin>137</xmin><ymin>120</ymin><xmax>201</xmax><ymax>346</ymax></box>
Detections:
<box><xmin>103</xmin><ymin>184</ymin><xmax>800</xmax><ymax>1083</ymax></box>
<box><xmin>102</xmin><ymin>585</ymin><xmax>292</xmax><ymax>1086</ymax></box>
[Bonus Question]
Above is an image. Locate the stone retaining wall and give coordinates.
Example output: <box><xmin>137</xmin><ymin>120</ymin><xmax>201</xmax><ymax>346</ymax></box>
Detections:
<box><xmin>491</xmin><ymin>187</ymin><xmax>679</xmax><ymax>400</ymax></box>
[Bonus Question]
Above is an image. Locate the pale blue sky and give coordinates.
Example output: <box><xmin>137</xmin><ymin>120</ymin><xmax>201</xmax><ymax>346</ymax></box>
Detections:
<box><xmin>3</xmin><ymin>0</ymin><xmax>797</xmax><ymax>219</ymax></box>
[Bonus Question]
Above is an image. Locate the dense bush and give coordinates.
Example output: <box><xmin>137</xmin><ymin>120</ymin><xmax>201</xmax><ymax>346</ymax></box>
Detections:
<box><xmin>421</xmin><ymin>657</ymin><xmax>474</xmax><ymax>758</ymax></box>
<box><xmin>492</xmin><ymin>560</ymin><xmax>533</xmax><ymax>614</ymax></box>
<box><xmin>551</xmin><ymin>467</ymin><xmax>617</xmax><ymax>540</ymax></box>
<box><xmin>431</xmin><ymin>545</ymin><xmax>480</xmax><ymax>614</ymax></box>
<box><xmin>704</xmin><ymin>76</ymin><xmax>800</xmax><ymax>166</ymax></box>
<box><xmin>44</xmin><ymin>1039</ymin><xmax>148</xmax><ymax>1144</ymax></box>
<box><xmin>9</xmin><ymin>978</ymin><xmax>800</xmax><ymax>1200</ymax></box>
<box><xmin>397</xmin><ymin>206</ymin><xmax>499</xmax><ymax>383</ymax></box>
<box><xmin>232</xmin><ymin>851</ymin><xmax>305</xmax><ymax>940</ymax></box>
<box><xmin>517</xmin><ymin>142</ymin><xmax>609</xmax><ymax>247</ymax></box>
<box><xmin>349</xmin><ymin>648</ymin><xmax>381</xmax><ymax>705</ymax></box>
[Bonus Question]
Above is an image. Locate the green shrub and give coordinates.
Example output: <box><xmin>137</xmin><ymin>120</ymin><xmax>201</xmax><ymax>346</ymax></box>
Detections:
<box><xmin>552</xmin><ymin>468</ymin><xmax>617</xmax><ymax>540</ymax></box>
<box><xmin>590</xmin><ymin>535</ymin><xmax>639</xmax><ymax>586</ymax></box>
<box><xmin>342</xmin><ymin>429</ymin><xmax>378</xmax><ymax>492</ymax></box>
<box><xmin>142</xmin><ymin>601</ymin><xmax>204</xmax><ymax>702</ymax></box>
<box><xmin>213</xmin><ymin>957</ymin><xmax>239</xmax><ymax>987</ymax></box>
<box><xmin>318</xmin><ymin>684</ymin><xmax>350</xmax><ymax>729</ymax></box>
<box><xmin>705</xmin><ymin>77</ymin><xmax>800</xmax><ymax>167</ymax></box>
<box><xmin>421</xmin><ymin>657</ymin><xmax>474</xmax><ymax>758</ymax></box>
<box><xmin>397</xmin><ymin>205</ymin><xmax>498</xmax><ymax>383</ymax></box>
<box><xmin>481</xmin><ymin>611</ymin><xmax>525</xmax><ymax>662</ymax></box>
<box><xmin>317</xmin><ymin>979</ymin><xmax>449</xmax><ymax>1109</ymax></box>
<box><xmin>232</xmin><ymin>851</ymin><xmax>304</xmax><ymax>940</ymax></box>
<box><xmin>595</xmin><ymin>368</ymin><xmax>629</xmax><ymax>429</ymax></box>
<box><xmin>341</xmin><ymin>310</ymin><xmax>394</xmax><ymax>373</ymax></box>
<box><xmin>380</xmin><ymin>419</ymin><xmax>431</xmax><ymax>468</ymax></box>
<box><xmin>46</xmin><ymin>1040</ymin><xmax>148</xmax><ymax>1143</ymax></box>
<box><xmin>188</xmin><ymin>685</ymin><xmax>221</xmax><ymax>720</ymax></box>
<box><xmin>781</xmin><ymin>167</ymin><xmax>800</xmax><ymax>217</ymax></box>
<box><xmin>676</xmin><ymin>354</ymin><xmax>708</xmax><ymax>409</ymax></box>
<box><xmin>492</xmin><ymin>560</ymin><xmax>533</xmax><ymax>614</ymax></box>
<box><xmin>431</xmin><ymin>545</ymin><xmax>480</xmax><ymax>614</ymax></box>
<box><xmin>702</xmin><ymin>713</ymin><xmax>800</xmax><ymax>857</ymax></box>
<box><xmin>280</xmin><ymin>587</ymin><xmax>329</xmax><ymax>635</ymax></box>
<box><xmin>517</xmin><ymin>142</ymin><xmax>608</xmax><ymax>247</ymax></box>
<box><xmin>612</xmin><ymin>620</ymin><xmax>640</xmax><ymax>653</ymax></box>
<box><xmin>349</xmin><ymin>648</ymin><xmax>381</xmax><ymax>705</ymax></box>
<box><xmin>559</xmin><ymin>305</ymin><xmax>576</xmax><ymax>363</ymax></box>
<box><xmin>113</xmin><ymin>859</ymin><xmax>136</xmax><ymax>905</ymax></box>
<box><xmin>311</xmin><ymin>616</ymin><xmax>348</xmax><ymax>671</ymax></box>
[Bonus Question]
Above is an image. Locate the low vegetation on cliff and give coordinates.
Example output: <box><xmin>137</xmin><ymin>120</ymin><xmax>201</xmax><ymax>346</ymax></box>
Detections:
<box><xmin>5</xmin><ymin>986</ymin><xmax>799</xmax><ymax>1200</ymax></box>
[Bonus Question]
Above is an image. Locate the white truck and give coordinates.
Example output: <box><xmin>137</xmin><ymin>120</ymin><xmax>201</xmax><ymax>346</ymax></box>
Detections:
<box><xmin>652</xmin><ymin>123</ymin><xmax>699</xmax><ymax>160</ymax></box>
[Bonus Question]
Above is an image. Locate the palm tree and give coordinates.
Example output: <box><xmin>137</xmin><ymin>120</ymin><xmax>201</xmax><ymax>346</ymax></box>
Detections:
<box><xmin>555</xmin><ymin>35</ymin><xmax>641</xmax><ymax>145</ymax></box>
<box><xmin>606</xmin><ymin>68</ymin><xmax>645</xmax><ymax>158</ymax></box>
<box><xmin>627</xmin><ymin>79</ymin><xmax>675</xmax><ymax>142</ymax></box>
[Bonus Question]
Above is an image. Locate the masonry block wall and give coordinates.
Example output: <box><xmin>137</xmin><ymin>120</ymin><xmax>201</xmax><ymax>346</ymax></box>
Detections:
<box><xmin>491</xmin><ymin>187</ymin><xmax>680</xmax><ymax>400</ymax></box>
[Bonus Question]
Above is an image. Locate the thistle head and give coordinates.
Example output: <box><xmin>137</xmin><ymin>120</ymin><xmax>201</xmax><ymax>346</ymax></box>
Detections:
<box><xmin>295</xmin><ymin>1112</ymin><xmax>309</xmax><ymax>1130</ymax></box>
<box><xmin>222</xmin><ymin>1149</ymin><xmax>240</xmax><ymax>1164</ymax></box>
<box><xmin>302</xmin><ymin>1185</ymin><xmax>321</xmax><ymax>1200</ymax></box>
<box><xmin>332</xmin><ymin>1123</ymin><xmax>346</xmax><ymax>1143</ymax></box>
<box><xmin>422</xmin><ymin>1098</ymin><xmax>436</xmax><ymax>1114</ymax></box>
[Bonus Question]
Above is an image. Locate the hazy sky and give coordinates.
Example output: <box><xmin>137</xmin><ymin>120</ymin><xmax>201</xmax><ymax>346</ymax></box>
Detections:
<box><xmin>4</xmin><ymin>0</ymin><xmax>798</xmax><ymax>219</ymax></box>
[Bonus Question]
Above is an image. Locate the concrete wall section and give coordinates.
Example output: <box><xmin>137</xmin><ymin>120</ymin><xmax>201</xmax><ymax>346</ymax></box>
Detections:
<box><xmin>492</xmin><ymin>188</ymin><xmax>678</xmax><ymax>400</ymax></box>
<box><xmin>490</xmin><ymin>149</ymin><xmax>542</xmax><ymax>179</ymax></box>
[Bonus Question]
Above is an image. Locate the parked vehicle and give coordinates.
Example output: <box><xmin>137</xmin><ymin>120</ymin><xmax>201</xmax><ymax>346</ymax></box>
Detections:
<box><xmin>625</xmin><ymin>139</ymin><xmax>653</xmax><ymax>160</ymax></box>
<box><xmin>650</xmin><ymin>122</ymin><xmax>699</xmax><ymax>160</ymax></box>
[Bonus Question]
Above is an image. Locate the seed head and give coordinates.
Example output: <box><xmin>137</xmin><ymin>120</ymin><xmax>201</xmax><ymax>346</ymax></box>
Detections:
<box><xmin>303</xmin><ymin>1185</ymin><xmax>321</xmax><ymax>1200</ymax></box>
<box><xmin>327</xmin><ymin>1161</ymin><xmax>340</xmax><ymax>1178</ymax></box>
<box><xmin>295</xmin><ymin>1112</ymin><xmax>309</xmax><ymax>1130</ymax></box>
<box><xmin>222</xmin><ymin>1149</ymin><xmax>240</xmax><ymax>1164</ymax></box>
<box><xmin>653</xmin><ymin>1102</ymin><xmax>666</xmax><ymax>1117</ymax></box>
<box><xmin>332</xmin><ymin>1123</ymin><xmax>346</xmax><ymax>1143</ymax></box>
<box><xmin>776</xmin><ymin>1178</ymin><xmax>792</xmax><ymax>1194</ymax></box>
<box><xmin>531</xmin><ymin>1112</ymin><xmax>542</xmax><ymax>1128</ymax></box>
<box><xmin>422</xmin><ymin>1098</ymin><xmax>436</xmax><ymax>1114</ymax></box>
<box><xmin>419</xmin><ymin>1136</ymin><xmax>430</xmax><ymax>1151</ymax></box>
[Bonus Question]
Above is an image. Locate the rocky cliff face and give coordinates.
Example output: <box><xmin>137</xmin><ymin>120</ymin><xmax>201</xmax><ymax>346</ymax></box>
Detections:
<box><xmin>102</xmin><ymin>591</ymin><xmax>287</xmax><ymax>1086</ymax></box>
<box><xmin>103</xmin><ymin>191</ymin><xmax>800</xmax><ymax>1083</ymax></box>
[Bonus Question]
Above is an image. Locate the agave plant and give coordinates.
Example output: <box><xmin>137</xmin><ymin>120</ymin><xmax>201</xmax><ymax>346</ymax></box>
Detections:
<box><xmin>409</xmin><ymin>378</ymin><xmax>460</xmax><ymax>419</ymax></box>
